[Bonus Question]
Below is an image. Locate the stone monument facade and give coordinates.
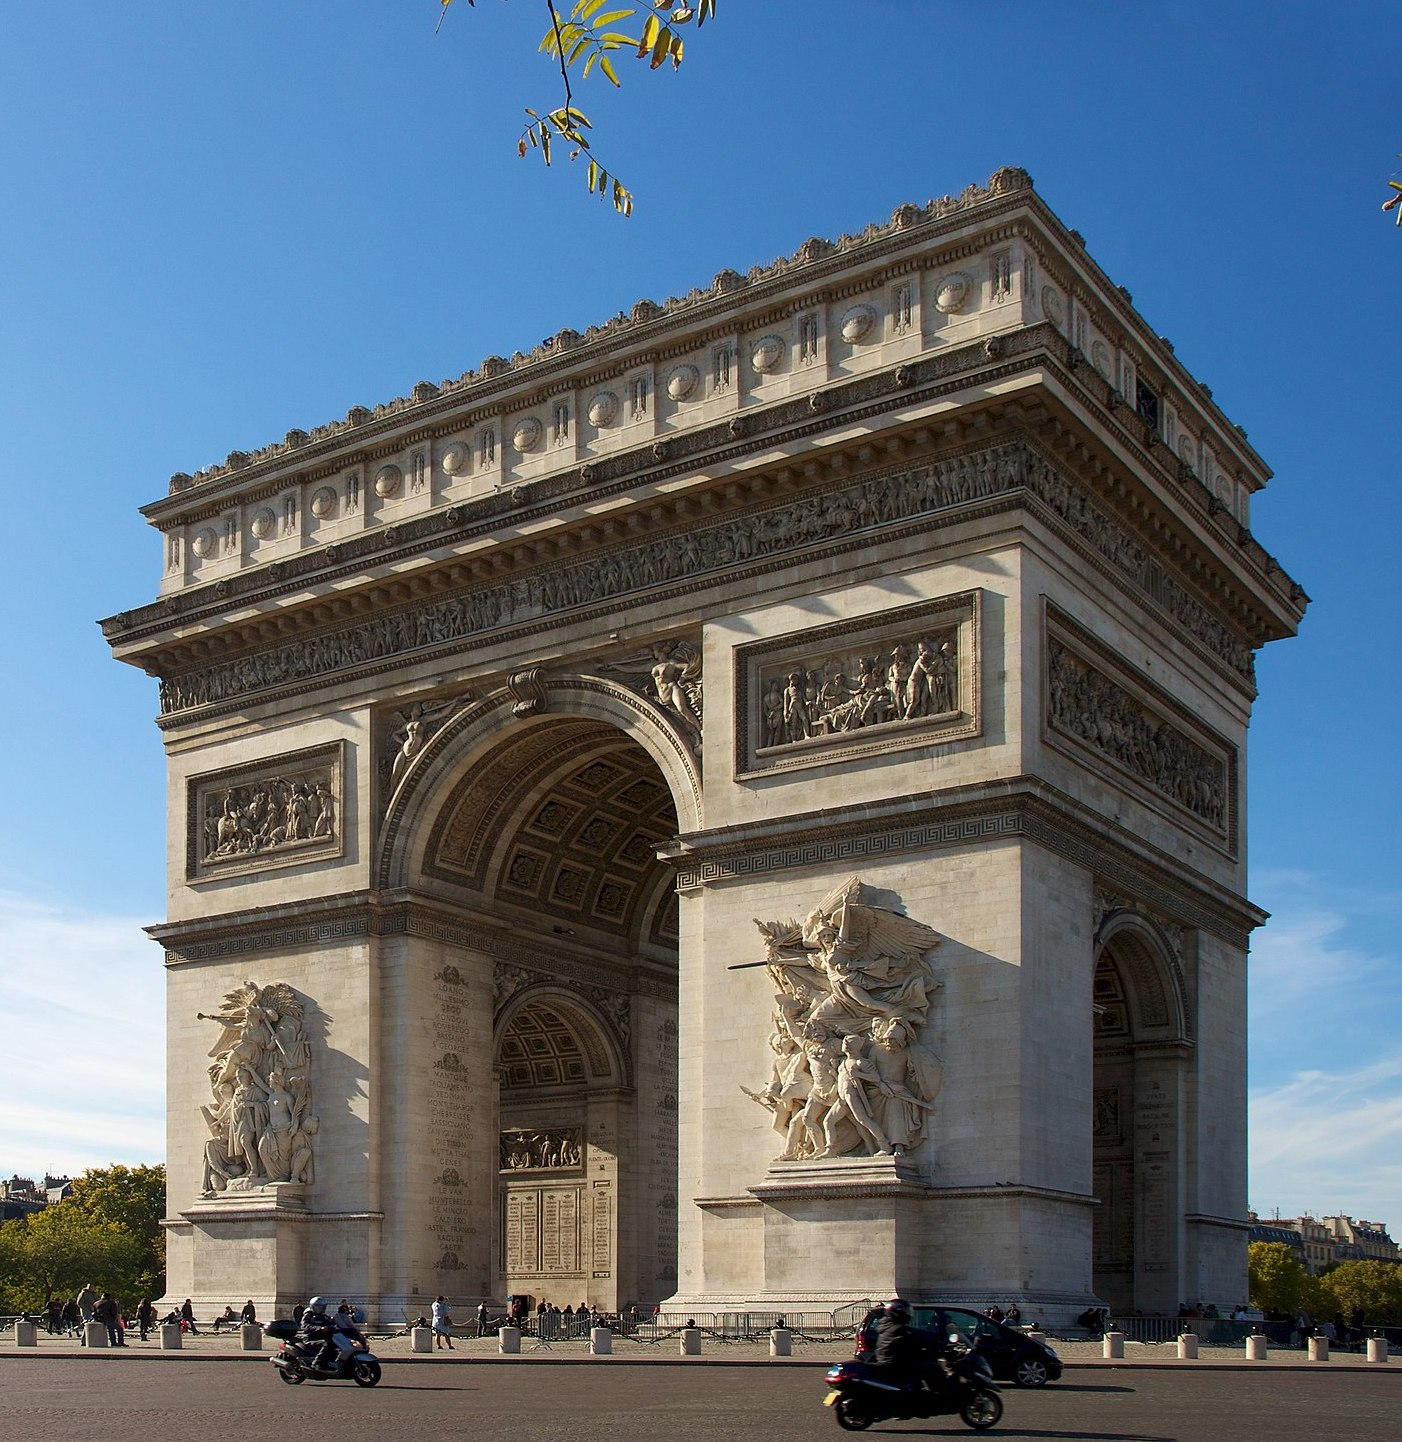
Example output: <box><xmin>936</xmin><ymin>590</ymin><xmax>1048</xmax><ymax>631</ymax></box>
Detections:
<box><xmin>104</xmin><ymin>169</ymin><xmax>1305</xmax><ymax>1321</ymax></box>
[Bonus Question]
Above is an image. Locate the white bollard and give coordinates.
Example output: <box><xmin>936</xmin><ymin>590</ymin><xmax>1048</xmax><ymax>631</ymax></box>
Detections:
<box><xmin>770</xmin><ymin>1327</ymin><xmax>792</xmax><ymax>1357</ymax></box>
<box><xmin>1177</xmin><ymin>1333</ymin><xmax>1198</xmax><ymax>1359</ymax></box>
<box><xmin>590</xmin><ymin>1326</ymin><xmax>613</xmax><ymax>1355</ymax></box>
<box><xmin>241</xmin><ymin>1323</ymin><xmax>262</xmax><ymax>1352</ymax></box>
<box><xmin>412</xmin><ymin>1325</ymin><xmax>433</xmax><ymax>1354</ymax></box>
<box><xmin>498</xmin><ymin>1325</ymin><xmax>520</xmax><ymax>1354</ymax></box>
<box><xmin>83</xmin><ymin>1320</ymin><xmax>108</xmax><ymax>1349</ymax></box>
<box><xmin>680</xmin><ymin>1327</ymin><xmax>701</xmax><ymax>1355</ymax></box>
<box><xmin>1245</xmin><ymin>1333</ymin><xmax>1268</xmax><ymax>1360</ymax></box>
<box><xmin>1308</xmin><ymin>1336</ymin><xmax>1329</xmax><ymax>1361</ymax></box>
<box><xmin>14</xmin><ymin>1321</ymin><xmax>37</xmax><ymax>1347</ymax></box>
<box><xmin>1102</xmin><ymin>1330</ymin><xmax>1124</xmax><ymax>1359</ymax></box>
<box><xmin>1368</xmin><ymin>1336</ymin><xmax>1389</xmax><ymax>1363</ymax></box>
<box><xmin>160</xmin><ymin>1322</ymin><xmax>183</xmax><ymax>1350</ymax></box>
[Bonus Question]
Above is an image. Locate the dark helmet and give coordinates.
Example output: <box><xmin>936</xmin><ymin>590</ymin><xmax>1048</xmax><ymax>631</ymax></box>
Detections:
<box><xmin>885</xmin><ymin>1297</ymin><xmax>912</xmax><ymax>1318</ymax></box>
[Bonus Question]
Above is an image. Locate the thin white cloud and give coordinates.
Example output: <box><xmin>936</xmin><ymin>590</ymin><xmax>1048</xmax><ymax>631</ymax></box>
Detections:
<box><xmin>1248</xmin><ymin>874</ymin><xmax>1402</xmax><ymax>1222</ymax></box>
<box><xmin>0</xmin><ymin>889</ymin><xmax>164</xmax><ymax>1180</ymax></box>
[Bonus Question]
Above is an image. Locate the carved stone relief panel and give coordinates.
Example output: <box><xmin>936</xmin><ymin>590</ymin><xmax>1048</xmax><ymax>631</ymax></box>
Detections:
<box><xmin>742</xmin><ymin>877</ymin><xmax>944</xmax><ymax>1164</ymax></box>
<box><xmin>196</xmin><ymin>981</ymin><xmax>316</xmax><ymax>1196</ymax></box>
<box><xmin>735</xmin><ymin>592</ymin><xmax>980</xmax><ymax>777</ymax></box>
<box><xmin>1044</xmin><ymin>604</ymin><xmax>1236</xmax><ymax>849</ymax></box>
<box><xmin>186</xmin><ymin>741</ymin><xmax>344</xmax><ymax>881</ymax></box>
<box><xmin>500</xmin><ymin>1126</ymin><xmax>584</xmax><ymax>1171</ymax></box>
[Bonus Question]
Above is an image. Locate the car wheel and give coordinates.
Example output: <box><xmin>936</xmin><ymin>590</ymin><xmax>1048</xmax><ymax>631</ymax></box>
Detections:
<box><xmin>1014</xmin><ymin>1356</ymin><xmax>1049</xmax><ymax>1387</ymax></box>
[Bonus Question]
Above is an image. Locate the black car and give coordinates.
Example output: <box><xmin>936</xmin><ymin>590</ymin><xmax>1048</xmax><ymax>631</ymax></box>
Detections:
<box><xmin>856</xmin><ymin>1305</ymin><xmax>1064</xmax><ymax>1388</ymax></box>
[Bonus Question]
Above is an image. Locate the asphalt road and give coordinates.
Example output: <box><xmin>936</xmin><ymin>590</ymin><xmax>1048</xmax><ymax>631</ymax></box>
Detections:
<box><xmin>1</xmin><ymin>1359</ymin><xmax>1399</xmax><ymax>1441</ymax></box>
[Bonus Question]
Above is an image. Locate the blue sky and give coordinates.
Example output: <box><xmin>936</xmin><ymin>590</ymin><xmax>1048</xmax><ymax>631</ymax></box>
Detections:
<box><xmin>1</xmin><ymin>2</ymin><xmax>1397</xmax><ymax>1223</ymax></box>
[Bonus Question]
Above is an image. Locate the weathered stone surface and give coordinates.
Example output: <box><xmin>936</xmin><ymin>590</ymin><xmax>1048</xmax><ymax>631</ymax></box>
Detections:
<box><xmin>105</xmin><ymin>173</ymin><xmax>1303</xmax><ymax>1324</ymax></box>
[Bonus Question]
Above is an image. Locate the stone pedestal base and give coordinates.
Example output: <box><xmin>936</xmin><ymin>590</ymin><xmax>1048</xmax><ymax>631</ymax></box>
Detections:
<box><xmin>240</xmin><ymin>1323</ymin><xmax>263</xmax><ymax>1351</ymax></box>
<box><xmin>1103</xmin><ymin>1331</ymin><xmax>1124</xmax><ymax>1359</ymax></box>
<box><xmin>498</xmin><ymin>1326</ymin><xmax>520</xmax><ymax>1354</ymax></box>
<box><xmin>1245</xmin><ymin>1334</ymin><xmax>1268</xmax><ymax>1360</ymax></box>
<box><xmin>83</xmin><ymin>1321</ymin><xmax>107</xmax><ymax>1348</ymax></box>
<box><xmin>590</xmin><ymin>1327</ymin><xmax>612</xmax><ymax>1355</ymax></box>
<box><xmin>770</xmin><ymin>1327</ymin><xmax>792</xmax><ymax>1357</ymax></box>
<box><xmin>1176</xmin><ymin>1333</ymin><xmax>1198</xmax><ymax>1359</ymax></box>
<box><xmin>160</xmin><ymin>1323</ymin><xmax>182</xmax><ymax>1349</ymax></box>
<box><xmin>1308</xmin><ymin>1336</ymin><xmax>1328</xmax><ymax>1361</ymax></box>
<box><xmin>14</xmin><ymin>1322</ymin><xmax>37</xmax><ymax>1347</ymax></box>
<box><xmin>1368</xmin><ymin>1336</ymin><xmax>1388</xmax><ymax>1363</ymax></box>
<box><xmin>680</xmin><ymin>1327</ymin><xmax>701</xmax><ymax>1355</ymax></box>
<box><xmin>178</xmin><ymin>1186</ymin><xmax>319</xmax><ymax>1316</ymax></box>
<box><xmin>412</xmin><ymin>1326</ymin><xmax>433</xmax><ymax>1354</ymax></box>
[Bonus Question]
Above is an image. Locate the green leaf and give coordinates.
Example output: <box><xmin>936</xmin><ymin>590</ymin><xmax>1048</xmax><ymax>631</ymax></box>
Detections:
<box><xmin>592</xmin><ymin>8</ymin><xmax>636</xmax><ymax>25</ymax></box>
<box><xmin>600</xmin><ymin>54</ymin><xmax>620</xmax><ymax>85</ymax></box>
<box><xmin>650</xmin><ymin>27</ymin><xmax>671</xmax><ymax>67</ymax></box>
<box><xmin>639</xmin><ymin>13</ymin><xmax>660</xmax><ymax>54</ymax></box>
<box><xmin>588</xmin><ymin>159</ymin><xmax>599</xmax><ymax>191</ymax></box>
<box><xmin>582</xmin><ymin>51</ymin><xmax>598</xmax><ymax>78</ymax></box>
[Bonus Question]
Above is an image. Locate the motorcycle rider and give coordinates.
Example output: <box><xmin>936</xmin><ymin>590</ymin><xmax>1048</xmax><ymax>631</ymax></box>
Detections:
<box><xmin>868</xmin><ymin>1298</ymin><xmax>952</xmax><ymax>1395</ymax></box>
<box><xmin>299</xmin><ymin>1296</ymin><xmax>354</xmax><ymax>1374</ymax></box>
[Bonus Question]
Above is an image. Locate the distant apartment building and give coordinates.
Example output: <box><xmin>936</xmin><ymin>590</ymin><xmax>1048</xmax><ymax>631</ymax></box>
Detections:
<box><xmin>1249</xmin><ymin>1212</ymin><xmax>1398</xmax><ymax>1273</ymax></box>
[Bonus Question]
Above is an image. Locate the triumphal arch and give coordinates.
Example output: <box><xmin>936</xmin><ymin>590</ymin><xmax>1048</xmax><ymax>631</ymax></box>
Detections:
<box><xmin>104</xmin><ymin>169</ymin><xmax>1305</xmax><ymax>1322</ymax></box>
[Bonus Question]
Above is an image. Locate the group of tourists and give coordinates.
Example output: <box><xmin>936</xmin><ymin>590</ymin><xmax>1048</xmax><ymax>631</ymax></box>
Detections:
<box><xmin>41</xmin><ymin>1285</ymin><xmax>161</xmax><ymax>1344</ymax></box>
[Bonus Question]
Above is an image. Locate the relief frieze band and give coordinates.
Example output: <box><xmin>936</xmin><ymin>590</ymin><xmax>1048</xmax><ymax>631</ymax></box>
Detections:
<box><xmin>1044</xmin><ymin>606</ymin><xmax>1236</xmax><ymax>849</ymax></box>
<box><xmin>156</xmin><ymin>436</ymin><xmax>1254</xmax><ymax>720</ymax></box>
<box><xmin>735</xmin><ymin>592</ymin><xmax>979</xmax><ymax>776</ymax></box>
<box><xmin>186</xmin><ymin>741</ymin><xmax>344</xmax><ymax>881</ymax></box>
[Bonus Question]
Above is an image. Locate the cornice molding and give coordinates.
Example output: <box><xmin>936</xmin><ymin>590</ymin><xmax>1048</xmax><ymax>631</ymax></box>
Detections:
<box><xmin>663</xmin><ymin>776</ymin><xmax>1261</xmax><ymax>947</ymax></box>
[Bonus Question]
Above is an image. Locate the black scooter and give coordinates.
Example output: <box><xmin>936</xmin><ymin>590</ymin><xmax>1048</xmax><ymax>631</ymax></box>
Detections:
<box><xmin>824</xmin><ymin>1338</ymin><xmax>1003</xmax><ymax>1431</ymax></box>
<box><xmin>266</xmin><ymin>1318</ymin><xmax>382</xmax><ymax>1387</ymax></box>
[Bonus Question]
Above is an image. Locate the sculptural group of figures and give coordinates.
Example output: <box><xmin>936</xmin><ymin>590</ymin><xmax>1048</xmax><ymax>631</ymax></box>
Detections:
<box><xmin>743</xmin><ymin>878</ymin><xmax>945</xmax><ymax>1161</ymax></box>
<box><xmin>499</xmin><ymin>1128</ymin><xmax>583</xmax><ymax>1171</ymax></box>
<box><xmin>201</xmin><ymin>776</ymin><xmax>335</xmax><ymax>860</ymax></box>
<box><xmin>1047</xmin><ymin>641</ymin><xmax>1226</xmax><ymax>827</ymax></box>
<box><xmin>761</xmin><ymin>635</ymin><xmax>957</xmax><ymax>750</ymax></box>
<box><xmin>198</xmin><ymin>982</ymin><xmax>318</xmax><ymax>1196</ymax></box>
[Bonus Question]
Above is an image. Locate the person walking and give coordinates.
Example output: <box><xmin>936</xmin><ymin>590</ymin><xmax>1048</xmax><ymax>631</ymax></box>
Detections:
<box><xmin>137</xmin><ymin>1297</ymin><xmax>157</xmax><ymax>1341</ymax></box>
<box><xmin>476</xmin><ymin>1300</ymin><xmax>490</xmax><ymax>1337</ymax></box>
<box><xmin>432</xmin><ymin>1294</ymin><xmax>454</xmax><ymax>1350</ymax></box>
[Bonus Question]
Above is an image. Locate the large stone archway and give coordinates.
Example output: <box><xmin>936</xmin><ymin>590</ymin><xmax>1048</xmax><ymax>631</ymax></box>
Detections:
<box><xmin>110</xmin><ymin>172</ymin><xmax>1301</xmax><ymax>1322</ymax></box>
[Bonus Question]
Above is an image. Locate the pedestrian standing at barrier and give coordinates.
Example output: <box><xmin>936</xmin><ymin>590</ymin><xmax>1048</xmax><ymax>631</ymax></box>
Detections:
<box><xmin>76</xmin><ymin>1282</ymin><xmax>97</xmax><ymax>1324</ymax></box>
<box><xmin>432</xmin><ymin>1294</ymin><xmax>454</xmax><ymax>1350</ymax></box>
<box><xmin>477</xmin><ymin>1300</ymin><xmax>490</xmax><ymax>1336</ymax></box>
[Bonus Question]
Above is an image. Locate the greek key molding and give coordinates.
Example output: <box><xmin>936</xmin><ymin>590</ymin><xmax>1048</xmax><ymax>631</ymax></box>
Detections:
<box><xmin>668</xmin><ymin>782</ymin><xmax>1256</xmax><ymax>948</ymax></box>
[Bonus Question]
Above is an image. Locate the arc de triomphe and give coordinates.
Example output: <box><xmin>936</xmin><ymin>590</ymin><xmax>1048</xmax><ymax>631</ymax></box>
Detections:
<box><xmin>104</xmin><ymin>169</ymin><xmax>1304</xmax><ymax>1322</ymax></box>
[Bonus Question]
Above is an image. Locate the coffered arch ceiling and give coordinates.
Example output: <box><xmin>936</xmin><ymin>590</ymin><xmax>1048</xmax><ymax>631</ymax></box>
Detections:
<box><xmin>421</xmin><ymin>717</ymin><xmax>679</xmax><ymax>952</ymax></box>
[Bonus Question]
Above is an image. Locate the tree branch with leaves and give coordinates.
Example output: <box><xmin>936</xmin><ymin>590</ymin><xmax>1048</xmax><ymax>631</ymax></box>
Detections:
<box><xmin>438</xmin><ymin>0</ymin><xmax>717</xmax><ymax>216</ymax></box>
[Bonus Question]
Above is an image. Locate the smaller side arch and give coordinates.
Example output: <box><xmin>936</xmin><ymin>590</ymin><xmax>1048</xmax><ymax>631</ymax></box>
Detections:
<box><xmin>1093</xmin><ymin>908</ymin><xmax>1190</xmax><ymax>1040</ymax></box>
<box><xmin>494</xmin><ymin>982</ymin><xmax>631</xmax><ymax>1091</ymax></box>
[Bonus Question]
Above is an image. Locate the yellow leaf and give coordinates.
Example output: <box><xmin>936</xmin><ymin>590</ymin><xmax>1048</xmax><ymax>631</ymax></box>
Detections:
<box><xmin>650</xmin><ymin>27</ymin><xmax>670</xmax><ymax>67</ymax></box>
<box><xmin>600</xmin><ymin>54</ymin><xmax>620</xmax><ymax>85</ymax></box>
<box><xmin>639</xmin><ymin>14</ymin><xmax>660</xmax><ymax>55</ymax></box>
<box><xmin>593</xmin><ymin>9</ymin><xmax>636</xmax><ymax>25</ymax></box>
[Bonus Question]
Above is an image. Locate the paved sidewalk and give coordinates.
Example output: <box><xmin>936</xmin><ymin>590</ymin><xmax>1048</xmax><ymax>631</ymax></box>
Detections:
<box><xmin>3</xmin><ymin>1329</ymin><xmax>1398</xmax><ymax>1371</ymax></box>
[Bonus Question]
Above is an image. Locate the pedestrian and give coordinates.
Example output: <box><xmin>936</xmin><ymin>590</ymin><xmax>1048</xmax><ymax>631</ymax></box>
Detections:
<box><xmin>76</xmin><ymin>1282</ymin><xmax>97</xmax><ymax>1324</ymax></box>
<box><xmin>180</xmin><ymin>1298</ymin><xmax>200</xmax><ymax>1334</ymax></box>
<box><xmin>432</xmin><ymin>1294</ymin><xmax>454</xmax><ymax>1350</ymax></box>
<box><xmin>477</xmin><ymin>1300</ymin><xmax>490</xmax><ymax>1337</ymax></box>
<box><xmin>137</xmin><ymin>1297</ymin><xmax>157</xmax><ymax>1341</ymax></box>
<box><xmin>240</xmin><ymin>1299</ymin><xmax>257</xmax><ymax>1325</ymax></box>
<box><xmin>93</xmin><ymin>1291</ymin><xmax>123</xmax><ymax>1347</ymax></box>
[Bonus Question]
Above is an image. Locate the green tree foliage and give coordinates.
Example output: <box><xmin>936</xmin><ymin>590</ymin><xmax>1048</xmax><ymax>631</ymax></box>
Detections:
<box><xmin>0</xmin><ymin>1206</ymin><xmax>144</xmax><ymax>1313</ymax></box>
<box><xmin>1248</xmin><ymin>1241</ymin><xmax>1308</xmax><ymax>1315</ymax></box>
<box><xmin>0</xmin><ymin>1165</ymin><xmax>167</xmax><ymax>1313</ymax></box>
<box><xmin>66</xmin><ymin>1164</ymin><xmax>167</xmax><ymax>1297</ymax></box>
<box><xmin>1320</xmin><ymin>1260</ymin><xmax>1402</xmax><ymax>1326</ymax></box>
<box><xmin>439</xmin><ymin>0</ymin><xmax>717</xmax><ymax>214</ymax></box>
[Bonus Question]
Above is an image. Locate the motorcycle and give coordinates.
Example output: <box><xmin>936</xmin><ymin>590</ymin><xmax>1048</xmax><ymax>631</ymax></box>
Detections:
<box><xmin>266</xmin><ymin>1318</ymin><xmax>382</xmax><ymax>1387</ymax></box>
<box><xmin>823</xmin><ymin>1336</ymin><xmax>1003</xmax><ymax>1431</ymax></box>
